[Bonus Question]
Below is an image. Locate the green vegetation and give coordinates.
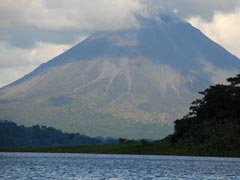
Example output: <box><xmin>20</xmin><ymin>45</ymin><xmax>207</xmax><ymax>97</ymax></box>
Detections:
<box><xmin>170</xmin><ymin>74</ymin><xmax>240</xmax><ymax>155</ymax></box>
<box><xmin>1</xmin><ymin>137</ymin><xmax>239</xmax><ymax>157</ymax></box>
<box><xmin>1</xmin><ymin>74</ymin><xmax>240</xmax><ymax>157</ymax></box>
<box><xmin>0</xmin><ymin>120</ymin><xmax>103</xmax><ymax>148</ymax></box>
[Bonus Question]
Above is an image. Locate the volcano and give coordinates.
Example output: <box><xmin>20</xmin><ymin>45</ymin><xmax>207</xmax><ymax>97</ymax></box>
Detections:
<box><xmin>0</xmin><ymin>15</ymin><xmax>239</xmax><ymax>139</ymax></box>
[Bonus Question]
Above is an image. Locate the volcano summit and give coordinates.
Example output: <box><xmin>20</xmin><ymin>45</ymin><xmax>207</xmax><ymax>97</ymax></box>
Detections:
<box><xmin>0</xmin><ymin>15</ymin><xmax>239</xmax><ymax>139</ymax></box>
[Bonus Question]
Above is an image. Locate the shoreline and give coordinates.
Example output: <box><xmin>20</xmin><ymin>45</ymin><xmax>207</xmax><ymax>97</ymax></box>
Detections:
<box><xmin>1</xmin><ymin>140</ymin><xmax>239</xmax><ymax>158</ymax></box>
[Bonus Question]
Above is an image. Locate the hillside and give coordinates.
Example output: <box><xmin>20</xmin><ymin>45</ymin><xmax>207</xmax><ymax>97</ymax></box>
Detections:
<box><xmin>3</xmin><ymin>74</ymin><xmax>240</xmax><ymax>157</ymax></box>
<box><xmin>0</xmin><ymin>14</ymin><xmax>240</xmax><ymax>139</ymax></box>
<box><xmin>0</xmin><ymin>120</ymin><xmax>105</xmax><ymax>148</ymax></box>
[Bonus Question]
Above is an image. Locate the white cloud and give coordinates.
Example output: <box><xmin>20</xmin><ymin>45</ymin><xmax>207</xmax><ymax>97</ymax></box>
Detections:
<box><xmin>0</xmin><ymin>67</ymin><xmax>35</xmax><ymax>88</ymax></box>
<box><xmin>26</xmin><ymin>42</ymin><xmax>70</xmax><ymax>64</ymax></box>
<box><xmin>0</xmin><ymin>0</ymin><xmax>143</xmax><ymax>31</ymax></box>
<box><xmin>1</xmin><ymin>0</ymin><xmax>240</xmax><ymax>32</ymax></box>
<box><xmin>188</xmin><ymin>10</ymin><xmax>240</xmax><ymax>58</ymax></box>
<box><xmin>0</xmin><ymin>41</ymin><xmax>71</xmax><ymax>67</ymax></box>
<box><xmin>0</xmin><ymin>41</ymin><xmax>71</xmax><ymax>87</ymax></box>
<box><xmin>142</xmin><ymin>0</ymin><xmax>240</xmax><ymax>20</ymax></box>
<box><xmin>0</xmin><ymin>42</ymin><xmax>29</xmax><ymax>68</ymax></box>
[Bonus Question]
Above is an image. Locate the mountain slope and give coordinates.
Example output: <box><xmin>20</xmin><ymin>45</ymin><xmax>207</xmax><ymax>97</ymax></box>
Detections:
<box><xmin>0</xmin><ymin>15</ymin><xmax>239</xmax><ymax>139</ymax></box>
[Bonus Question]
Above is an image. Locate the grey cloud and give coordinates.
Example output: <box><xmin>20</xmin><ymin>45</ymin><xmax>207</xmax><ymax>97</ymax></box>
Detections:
<box><xmin>1</xmin><ymin>26</ymin><xmax>88</xmax><ymax>49</ymax></box>
<box><xmin>0</xmin><ymin>40</ymin><xmax>71</xmax><ymax>87</ymax></box>
<box><xmin>142</xmin><ymin>0</ymin><xmax>240</xmax><ymax>20</ymax></box>
<box><xmin>0</xmin><ymin>42</ymin><xmax>30</xmax><ymax>67</ymax></box>
<box><xmin>1</xmin><ymin>0</ymin><xmax>240</xmax><ymax>50</ymax></box>
<box><xmin>0</xmin><ymin>0</ymin><xmax>142</xmax><ymax>49</ymax></box>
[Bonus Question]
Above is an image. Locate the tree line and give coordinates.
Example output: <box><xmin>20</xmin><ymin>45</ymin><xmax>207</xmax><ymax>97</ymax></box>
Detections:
<box><xmin>0</xmin><ymin>120</ymin><xmax>103</xmax><ymax>148</ymax></box>
<box><xmin>170</xmin><ymin>74</ymin><xmax>240</xmax><ymax>152</ymax></box>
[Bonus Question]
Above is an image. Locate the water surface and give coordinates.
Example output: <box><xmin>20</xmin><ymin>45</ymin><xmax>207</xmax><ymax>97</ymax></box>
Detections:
<box><xmin>0</xmin><ymin>152</ymin><xmax>239</xmax><ymax>180</ymax></box>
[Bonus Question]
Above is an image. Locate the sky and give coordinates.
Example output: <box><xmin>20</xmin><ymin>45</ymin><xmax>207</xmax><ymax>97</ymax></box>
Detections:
<box><xmin>0</xmin><ymin>0</ymin><xmax>240</xmax><ymax>87</ymax></box>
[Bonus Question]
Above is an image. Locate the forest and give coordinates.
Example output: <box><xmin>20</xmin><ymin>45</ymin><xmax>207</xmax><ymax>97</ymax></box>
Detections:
<box><xmin>170</xmin><ymin>74</ymin><xmax>240</xmax><ymax>153</ymax></box>
<box><xmin>0</xmin><ymin>120</ymin><xmax>103</xmax><ymax>148</ymax></box>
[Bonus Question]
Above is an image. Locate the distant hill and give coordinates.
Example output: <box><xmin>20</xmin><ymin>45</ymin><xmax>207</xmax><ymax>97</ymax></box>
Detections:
<box><xmin>0</xmin><ymin>14</ymin><xmax>240</xmax><ymax>139</ymax></box>
<box><xmin>0</xmin><ymin>120</ymin><xmax>106</xmax><ymax>148</ymax></box>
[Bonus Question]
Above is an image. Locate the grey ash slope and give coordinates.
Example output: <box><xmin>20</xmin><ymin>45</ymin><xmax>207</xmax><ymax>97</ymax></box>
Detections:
<box><xmin>0</xmin><ymin>15</ymin><xmax>239</xmax><ymax>139</ymax></box>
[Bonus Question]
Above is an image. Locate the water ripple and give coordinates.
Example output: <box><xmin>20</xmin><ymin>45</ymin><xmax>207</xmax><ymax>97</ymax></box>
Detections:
<box><xmin>0</xmin><ymin>153</ymin><xmax>240</xmax><ymax>180</ymax></box>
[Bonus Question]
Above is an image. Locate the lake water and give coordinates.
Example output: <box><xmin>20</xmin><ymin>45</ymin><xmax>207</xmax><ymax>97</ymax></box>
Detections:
<box><xmin>0</xmin><ymin>153</ymin><xmax>239</xmax><ymax>180</ymax></box>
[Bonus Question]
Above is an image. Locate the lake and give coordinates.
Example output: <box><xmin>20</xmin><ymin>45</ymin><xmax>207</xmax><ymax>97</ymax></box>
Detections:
<box><xmin>0</xmin><ymin>152</ymin><xmax>239</xmax><ymax>180</ymax></box>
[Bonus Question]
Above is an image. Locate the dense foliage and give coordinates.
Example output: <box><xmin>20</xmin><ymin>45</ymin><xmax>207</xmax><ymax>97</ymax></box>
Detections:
<box><xmin>0</xmin><ymin>120</ymin><xmax>102</xmax><ymax>148</ymax></box>
<box><xmin>171</xmin><ymin>74</ymin><xmax>240</xmax><ymax>152</ymax></box>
